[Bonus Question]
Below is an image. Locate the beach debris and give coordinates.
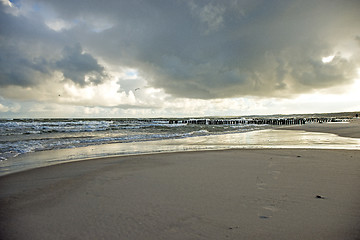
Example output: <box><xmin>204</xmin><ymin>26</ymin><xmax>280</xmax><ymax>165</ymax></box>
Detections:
<box><xmin>228</xmin><ymin>226</ymin><xmax>239</xmax><ymax>230</ymax></box>
<box><xmin>259</xmin><ymin>216</ymin><xmax>270</xmax><ymax>219</ymax></box>
<box><xmin>297</xmin><ymin>155</ymin><xmax>301</xmax><ymax>157</ymax></box>
<box><xmin>315</xmin><ymin>195</ymin><xmax>325</xmax><ymax>199</ymax></box>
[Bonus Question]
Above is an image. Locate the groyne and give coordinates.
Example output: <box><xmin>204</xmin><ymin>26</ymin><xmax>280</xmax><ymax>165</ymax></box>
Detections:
<box><xmin>169</xmin><ymin>117</ymin><xmax>346</xmax><ymax>126</ymax></box>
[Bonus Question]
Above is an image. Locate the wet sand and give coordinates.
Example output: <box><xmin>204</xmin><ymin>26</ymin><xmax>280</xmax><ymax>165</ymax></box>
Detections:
<box><xmin>1</xmin><ymin>121</ymin><xmax>360</xmax><ymax>239</ymax></box>
<box><xmin>281</xmin><ymin>118</ymin><xmax>360</xmax><ymax>139</ymax></box>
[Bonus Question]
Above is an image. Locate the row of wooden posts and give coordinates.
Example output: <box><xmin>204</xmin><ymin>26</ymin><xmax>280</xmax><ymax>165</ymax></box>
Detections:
<box><xmin>168</xmin><ymin>117</ymin><xmax>340</xmax><ymax>126</ymax></box>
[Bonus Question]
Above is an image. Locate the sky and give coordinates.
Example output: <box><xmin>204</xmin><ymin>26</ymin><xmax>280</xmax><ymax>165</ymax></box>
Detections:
<box><xmin>0</xmin><ymin>0</ymin><xmax>359</xmax><ymax>118</ymax></box>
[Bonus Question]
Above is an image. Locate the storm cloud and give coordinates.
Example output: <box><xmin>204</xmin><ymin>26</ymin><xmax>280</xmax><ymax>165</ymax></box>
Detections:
<box><xmin>55</xmin><ymin>43</ymin><xmax>107</xmax><ymax>86</ymax></box>
<box><xmin>1</xmin><ymin>0</ymin><xmax>360</xmax><ymax>101</ymax></box>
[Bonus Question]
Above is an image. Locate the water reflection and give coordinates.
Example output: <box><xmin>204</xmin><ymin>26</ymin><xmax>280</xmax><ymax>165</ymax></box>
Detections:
<box><xmin>172</xmin><ymin>129</ymin><xmax>360</xmax><ymax>149</ymax></box>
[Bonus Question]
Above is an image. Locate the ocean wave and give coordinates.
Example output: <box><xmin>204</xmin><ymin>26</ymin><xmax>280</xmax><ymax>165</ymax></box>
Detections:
<box><xmin>0</xmin><ymin>119</ymin><xmax>270</xmax><ymax>161</ymax></box>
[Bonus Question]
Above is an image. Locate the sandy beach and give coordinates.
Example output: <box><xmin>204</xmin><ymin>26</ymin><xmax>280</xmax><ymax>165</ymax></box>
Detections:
<box><xmin>1</xmin><ymin>122</ymin><xmax>360</xmax><ymax>239</ymax></box>
<box><xmin>281</xmin><ymin>118</ymin><xmax>360</xmax><ymax>139</ymax></box>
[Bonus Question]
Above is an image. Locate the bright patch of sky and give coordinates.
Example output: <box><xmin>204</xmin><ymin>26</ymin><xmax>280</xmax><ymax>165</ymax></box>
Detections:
<box><xmin>8</xmin><ymin>0</ymin><xmax>19</xmax><ymax>7</ymax></box>
<box><xmin>125</xmin><ymin>69</ymin><xmax>138</xmax><ymax>78</ymax></box>
<box><xmin>322</xmin><ymin>55</ymin><xmax>335</xmax><ymax>63</ymax></box>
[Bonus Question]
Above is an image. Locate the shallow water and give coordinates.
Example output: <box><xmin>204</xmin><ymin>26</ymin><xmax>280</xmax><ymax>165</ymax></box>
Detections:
<box><xmin>1</xmin><ymin>129</ymin><xmax>359</xmax><ymax>176</ymax></box>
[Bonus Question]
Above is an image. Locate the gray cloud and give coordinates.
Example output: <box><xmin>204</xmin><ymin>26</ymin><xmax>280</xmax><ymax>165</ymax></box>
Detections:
<box><xmin>55</xmin><ymin>43</ymin><xmax>107</xmax><ymax>86</ymax></box>
<box><xmin>0</xmin><ymin>45</ymin><xmax>51</xmax><ymax>87</ymax></box>
<box><xmin>1</xmin><ymin>0</ymin><xmax>360</xmax><ymax>100</ymax></box>
<box><xmin>0</xmin><ymin>3</ymin><xmax>55</xmax><ymax>87</ymax></box>
<box><xmin>0</xmin><ymin>2</ymin><xmax>108</xmax><ymax>88</ymax></box>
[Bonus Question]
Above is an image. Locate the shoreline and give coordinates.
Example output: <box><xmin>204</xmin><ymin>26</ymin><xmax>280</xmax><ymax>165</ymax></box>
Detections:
<box><xmin>1</xmin><ymin>119</ymin><xmax>360</xmax><ymax>177</ymax></box>
<box><xmin>1</xmin><ymin>126</ymin><xmax>359</xmax><ymax>177</ymax></box>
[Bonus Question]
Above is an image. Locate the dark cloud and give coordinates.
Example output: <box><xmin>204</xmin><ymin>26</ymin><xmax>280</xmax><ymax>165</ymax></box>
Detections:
<box><xmin>65</xmin><ymin>0</ymin><xmax>359</xmax><ymax>98</ymax></box>
<box><xmin>0</xmin><ymin>2</ymin><xmax>108</xmax><ymax>88</ymax></box>
<box><xmin>1</xmin><ymin>0</ymin><xmax>360</xmax><ymax>99</ymax></box>
<box><xmin>0</xmin><ymin>45</ymin><xmax>51</xmax><ymax>86</ymax></box>
<box><xmin>0</xmin><ymin>3</ymin><xmax>56</xmax><ymax>87</ymax></box>
<box><xmin>55</xmin><ymin>43</ymin><xmax>107</xmax><ymax>86</ymax></box>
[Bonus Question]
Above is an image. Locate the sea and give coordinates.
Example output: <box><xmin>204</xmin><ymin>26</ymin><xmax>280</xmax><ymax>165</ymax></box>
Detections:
<box><xmin>1</xmin><ymin>118</ymin><xmax>359</xmax><ymax>176</ymax></box>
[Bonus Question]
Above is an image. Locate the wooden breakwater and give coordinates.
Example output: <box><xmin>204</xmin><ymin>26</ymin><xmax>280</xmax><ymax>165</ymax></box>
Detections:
<box><xmin>169</xmin><ymin>117</ymin><xmax>346</xmax><ymax>126</ymax></box>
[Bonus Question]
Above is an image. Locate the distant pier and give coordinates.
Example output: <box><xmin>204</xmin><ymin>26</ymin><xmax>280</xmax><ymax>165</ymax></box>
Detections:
<box><xmin>169</xmin><ymin>117</ymin><xmax>344</xmax><ymax>126</ymax></box>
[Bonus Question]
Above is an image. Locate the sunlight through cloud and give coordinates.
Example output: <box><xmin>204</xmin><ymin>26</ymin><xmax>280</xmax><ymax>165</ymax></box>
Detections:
<box><xmin>322</xmin><ymin>55</ymin><xmax>335</xmax><ymax>63</ymax></box>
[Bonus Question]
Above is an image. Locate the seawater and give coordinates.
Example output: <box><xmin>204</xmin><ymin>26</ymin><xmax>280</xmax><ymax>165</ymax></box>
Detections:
<box><xmin>0</xmin><ymin>118</ymin><xmax>269</xmax><ymax>175</ymax></box>
<box><xmin>1</xmin><ymin>119</ymin><xmax>359</xmax><ymax>176</ymax></box>
<box><xmin>0</xmin><ymin>118</ymin><xmax>268</xmax><ymax>160</ymax></box>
